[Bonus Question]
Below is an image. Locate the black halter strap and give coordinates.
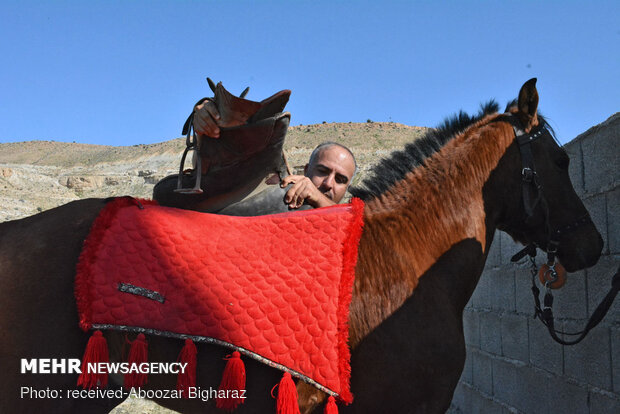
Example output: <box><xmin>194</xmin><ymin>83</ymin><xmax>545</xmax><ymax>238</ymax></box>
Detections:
<box><xmin>515</xmin><ymin>125</ymin><xmax>547</xmax><ymax>219</ymax></box>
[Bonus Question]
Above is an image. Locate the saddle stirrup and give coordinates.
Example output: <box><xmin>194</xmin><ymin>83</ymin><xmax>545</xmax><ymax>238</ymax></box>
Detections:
<box><xmin>173</xmin><ymin>146</ymin><xmax>203</xmax><ymax>194</ymax></box>
<box><xmin>174</xmin><ymin>116</ymin><xmax>204</xmax><ymax>195</ymax></box>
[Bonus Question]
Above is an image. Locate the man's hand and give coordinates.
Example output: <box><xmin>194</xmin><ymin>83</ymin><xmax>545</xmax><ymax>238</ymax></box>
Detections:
<box><xmin>194</xmin><ymin>99</ymin><xmax>221</xmax><ymax>138</ymax></box>
<box><xmin>280</xmin><ymin>175</ymin><xmax>335</xmax><ymax>209</ymax></box>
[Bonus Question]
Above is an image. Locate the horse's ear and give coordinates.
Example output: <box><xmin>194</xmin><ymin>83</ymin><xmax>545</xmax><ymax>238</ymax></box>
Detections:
<box><xmin>207</xmin><ymin>77</ymin><xmax>217</xmax><ymax>93</ymax></box>
<box><xmin>517</xmin><ymin>78</ymin><xmax>539</xmax><ymax>122</ymax></box>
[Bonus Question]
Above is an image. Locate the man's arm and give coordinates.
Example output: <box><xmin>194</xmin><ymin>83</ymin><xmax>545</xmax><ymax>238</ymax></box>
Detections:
<box><xmin>280</xmin><ymin>175</ymin><xmax>336</xmax><ymax>209</ymax></box>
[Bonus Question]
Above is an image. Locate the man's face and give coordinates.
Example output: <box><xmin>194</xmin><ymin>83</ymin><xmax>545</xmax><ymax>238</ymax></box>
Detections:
<box><xmin>304</xmin><ymin>145</ymin><xmax>356</xmax><ymax>203</ymax></box>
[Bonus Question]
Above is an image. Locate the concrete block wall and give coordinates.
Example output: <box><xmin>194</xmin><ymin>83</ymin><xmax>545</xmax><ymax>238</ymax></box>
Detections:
<box><xmin>450</xmin><ymin>113</ymin><xmax>620</xmax><ymax>413</ymax></box>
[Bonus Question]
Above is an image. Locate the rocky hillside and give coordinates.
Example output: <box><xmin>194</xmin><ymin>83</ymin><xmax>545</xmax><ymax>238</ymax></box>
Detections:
<box><xmin>0</xmin><ymin>122</ymin><xmax>428</xmax><ymax>222</ymax></box>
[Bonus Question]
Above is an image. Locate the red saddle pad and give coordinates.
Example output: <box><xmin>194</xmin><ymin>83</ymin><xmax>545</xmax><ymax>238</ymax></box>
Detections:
<box><xmin>75</xmin><ymin>197</ymin><xmax>364</xmax><ymax>402</ymax></box>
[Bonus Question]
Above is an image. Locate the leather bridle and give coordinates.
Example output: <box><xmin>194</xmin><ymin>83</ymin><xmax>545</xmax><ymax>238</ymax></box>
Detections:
<box><xmin>509</xmin><ymin>116</ymin><xmax>591</xmax><ymax>263</ymax></box>
<box><xmin>507</xmin><ymin>114</ymin><xmax>619</xmax><ymax>345</ymax></box>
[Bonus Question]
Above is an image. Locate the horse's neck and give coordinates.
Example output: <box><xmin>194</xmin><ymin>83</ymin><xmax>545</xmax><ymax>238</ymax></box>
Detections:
<box><xmin>349</xmin><ymin>118</ymin><xmax>514</xmax><ymax>347</ymax></box>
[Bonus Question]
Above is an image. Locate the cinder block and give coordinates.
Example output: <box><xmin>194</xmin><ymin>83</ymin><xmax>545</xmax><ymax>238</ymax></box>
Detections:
<box><xmin>469</xmin><ymin>277</ymin><xmax>482</xmax><ymax>309</ymax></box>
<box><xmin>491</xmin><ymin>358</ymin><xmax>521</xmax><ymax>408</ymax></box>
<box><xmin>501</xmin><ymin>313</ymin><xmax>529</xmax><ymax>362</ymax></box>
<box><xmin>586</xmin><ymin>255</ymin><xmax>620</xmax><ymax>324</ymax></box>
<box><xmin>488</xmin><ymin>268</ymin><xmax>516</xmax><ymax>312</ymax></box>
<box><xmin>608</xmin><ymin>186</ymin><xmax>620</xmax><ymax>254</ymax></box>
<box><xmin>564</xmin><ymin>321</ymin><xmax>612</xmax><ymax>390</ymax></box>
<box><xmin>542</xmin><ymin>373</ymin><xmax>589</xmax><ymax>414</ymax></box>
<box><xmin>589</xmin><ymin>389</ymin><xmax>620</xmax><ymax>413</ymax></box>
<box><xmin>463</xmin><ymin>309</ymin><xmax>480</xmax><ymax>348</ymax></box>
<box><xmin>509</xmin><ymin>365</ymin><xmax>552</xmax><ymax>413</ymax></box>
<box><xmin>450</xmin><ymin>382</ymin><xmax>473</xmax><ymax>414</ymax></box>
<box><xmin>448</xmin><ymin>382</ymin><xmax>466</xmax><ymax>414</ymax></box>
<box><xmin>501</xmin><ymin>407</ymin><xmax>518</xmax><ymax>414</ymax></box>
<box><xmin>553</xmin><ymin>269</ymin><xmax>587</xmax><ymax>320</ymax></box>
<box><xmin>479</xmin><ymin>312</ymin><xmax>503</xmax><ymax>355</ymax></box>
<box><xmin>612</xmin><ymin>327</ymin><xmax>620</xmax><ymax>394</ymax></box>
<box><xmin>583</xmin><ymin>193</ymin><xmax>609</xmax><ymax>255</ymax></box>
<box><xmin>446</xmin><ymin>405</ymin><xmax>461</xmax><ymax>414</ymax></box>
<box><xmin>565</xmin><ymin>140</ymin><xmax>584</xmax><ymax>196</ymax></box>
<box><xmin>498</xmin><ymin>366</ymin><xmax>588</xmax><ymax>413</ymax></box>
<box><xmin>515</xmin><ymin>267</ymin><xmax>535</xmax><ymax>315</ymax></box>
<box><xmin>581</xmin><ymin>115</ymin><xmax>620</xmax><ymax>194</ymax></box>
<box><xmin>528</xmin><ymin>318</ymin><xmax>564</xmax><ymax>375</ymax></box>
<box><xmin>470</xmin><ymin>393</ymin><xmax>503</xmax><ymax>414</ymax></box>
<box><xmin>485</xmin><ymin>232</ymin><xmax>502</xmax><ymax>269</ymax></box>
<box><xmin>471</xmin><ymin>350</ymin><xmax>493</xmax><ymax>395</ymax></box>
<box><xmin>472</xmin><ymin>270</ymin><xmax>492</xmax><ymax>309</ymax></box>
<box><xmin>460</xmin><ymin>352</ymin><xmax>473</xmax><ymax>385</ymax></box>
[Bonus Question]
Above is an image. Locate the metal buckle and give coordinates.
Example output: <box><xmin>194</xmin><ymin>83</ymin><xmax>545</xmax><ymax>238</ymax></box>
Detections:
<box><xmin>522</xmin><ymin>167</ymin><xmax>535</xmax><ymax>183</ymax></box>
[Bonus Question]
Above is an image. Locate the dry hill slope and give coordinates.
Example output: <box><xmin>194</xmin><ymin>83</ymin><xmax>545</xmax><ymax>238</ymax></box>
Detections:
<box><xmin>0</xmin><ymin>122</ymin><xmax>428</xmax><ymax>222</ymax></box>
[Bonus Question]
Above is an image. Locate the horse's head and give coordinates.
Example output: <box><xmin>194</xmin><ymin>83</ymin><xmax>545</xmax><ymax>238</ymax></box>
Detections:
<box><xmin>491</xmin><ymin>78</ymin><xmax>603</xmax><ymax>272</ymax></box>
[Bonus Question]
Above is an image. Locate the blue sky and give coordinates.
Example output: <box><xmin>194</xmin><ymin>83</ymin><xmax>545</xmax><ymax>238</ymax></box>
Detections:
<box><xmin>0</xmin><ymin>1</ymin><xmax>618</xmax><ymax>146</ymax></box>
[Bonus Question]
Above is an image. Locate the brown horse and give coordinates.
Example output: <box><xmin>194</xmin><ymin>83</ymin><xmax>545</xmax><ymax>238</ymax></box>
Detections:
<box><xmin>0</xmin><ymin>79</ymin><xmax>603</xmax><ymax>414</ymax></box>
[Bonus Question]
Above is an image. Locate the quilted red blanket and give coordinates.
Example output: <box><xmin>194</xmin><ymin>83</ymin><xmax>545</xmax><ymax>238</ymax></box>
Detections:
<box><xmin>75</xmin><ymin>197</ymin><xmax>364</xmax><ymax>402</ymax></box>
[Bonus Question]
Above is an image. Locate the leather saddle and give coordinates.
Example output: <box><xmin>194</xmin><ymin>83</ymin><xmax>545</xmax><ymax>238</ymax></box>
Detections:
<box><xmin>153</xmin><ymin>80</ymin><xmax>311</xmax><ymax>215</ymax></box>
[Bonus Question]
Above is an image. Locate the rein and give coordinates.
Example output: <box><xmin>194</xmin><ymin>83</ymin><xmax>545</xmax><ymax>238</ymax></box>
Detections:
<box><xmin>512</xmin><ymin>248</ymin><xmax>619</xmax><ymax>345</ymax></box>
<box><xmin>508</xmin><ymin>115</ymin><xmax>620</xmax><ymax>345</ymax></box>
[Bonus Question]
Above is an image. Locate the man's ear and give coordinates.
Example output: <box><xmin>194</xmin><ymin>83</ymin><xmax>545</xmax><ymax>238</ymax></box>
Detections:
<box><xmin>303</xmin><ymin>164</ymin><xmax>309</xmax><ymax>176</ymax></box>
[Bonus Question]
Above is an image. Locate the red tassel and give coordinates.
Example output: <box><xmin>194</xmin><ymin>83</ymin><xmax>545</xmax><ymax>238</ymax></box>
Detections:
<box><xmin>216</xmin><ymin>351</ymin><xmax>246</xmax><ymax>411</ymax></box>
<box><xmin>77</xmin><ymin>330</ymin><xmax>109</xmax><ymax>389</ymax></box>
<box><xmin>176</xmin><ymin>339</ymin><xmax>197</xmax><ymax>398</ymax></box>
<box><xmin>324</xmin><ymin>396</ymin><xmax>338</xmax><ymax>414</ymax></box>
<box><xmin>123</xmin><ymin>333</ymin><xmax>148</xmax><ymax>389</ymax></box>
<box><xmin>272</xmin><ymin>372</ymin><xmax>300</xmax><ymax>414</ymax></box>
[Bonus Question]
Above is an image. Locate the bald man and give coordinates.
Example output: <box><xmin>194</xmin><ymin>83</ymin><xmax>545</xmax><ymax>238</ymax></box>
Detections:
<box><xmin>280</xmin><ymin>142</ymin><xmax>356</xmax><ymax>208</ymax></box>
<box><xmin>194</xmin><ymin>100</ymin><xmax>356</xmax><ymax>209</ymax></box>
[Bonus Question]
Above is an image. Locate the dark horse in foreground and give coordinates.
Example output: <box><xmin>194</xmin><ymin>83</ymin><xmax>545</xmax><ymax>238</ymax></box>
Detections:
<box><xmin>0</xmin><ymin>79</ymin><xmax>603</xmax><ymax>413</ymax></box>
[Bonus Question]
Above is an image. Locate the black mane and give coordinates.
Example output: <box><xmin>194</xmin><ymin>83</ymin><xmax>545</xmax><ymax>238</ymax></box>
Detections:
<box><xmin>349</xmin><ymin>100</ymin><xmax>501</xmax><ymax>201</ymax></box>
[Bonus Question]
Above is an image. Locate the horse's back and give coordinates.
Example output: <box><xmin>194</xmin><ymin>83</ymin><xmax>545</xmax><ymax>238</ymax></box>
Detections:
<box><xmin>0</xmin><ymin>197</ymin><xmax>107</xmax><ymax>287</ymax></box>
